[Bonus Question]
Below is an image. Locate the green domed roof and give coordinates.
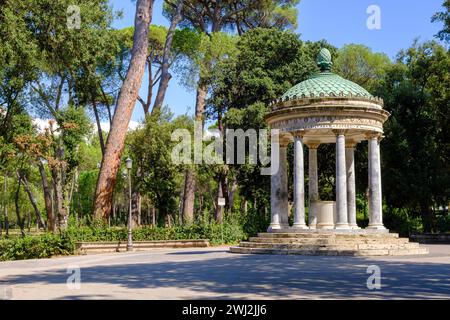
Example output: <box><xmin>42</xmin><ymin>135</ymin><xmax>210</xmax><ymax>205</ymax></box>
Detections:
<box><xmin>281</xmin><ymin>48</ymin><xmax>373</xmax><ymax>100</ymax></box>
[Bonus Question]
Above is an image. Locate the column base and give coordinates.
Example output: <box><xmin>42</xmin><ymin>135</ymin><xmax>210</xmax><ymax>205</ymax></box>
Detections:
<box><xmin>316</xmin><ymin>223</ymin><xmax>334</xmax><ymax>230</ymax></box>
<box><xmin>267</xmin><ymin>223</ymin><xmax>282</xmax><ymax>232</ymax></box>
<box><xmin>367</xmin><ymin>224</ymin><xmax>386</xmax><ymax>230</ymax></box>
<box><xmin>308</xmin><ymin>225</ymin><xmax>317</xmax><ymax>229</ymax></box>
<box><xmin>349</xmin><ymin>224</ymin><xmax>360</xmax><ymax>229</ymax></box>
<box><xmin>292</xmin><ymin>223</ymin><xmax>308</xmax><ymax>229</ymax></box>
<box><xmin>334</xmin><ymin>224</ymin><xmax>351</xmax><ymax>230</ymax></box>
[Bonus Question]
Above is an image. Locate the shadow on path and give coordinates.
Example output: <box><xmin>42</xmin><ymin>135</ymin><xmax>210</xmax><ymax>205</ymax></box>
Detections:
<box><xmin>2</xmin><ymin>253</ymin><xmax>450</xmax><ymax>299</ymax></box>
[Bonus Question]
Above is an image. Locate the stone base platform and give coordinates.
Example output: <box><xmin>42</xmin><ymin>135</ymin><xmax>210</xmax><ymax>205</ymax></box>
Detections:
<box><xmin>230</xmin><ymin>229</ymin><xmax>428</xmax><ymax>256</ymax></box>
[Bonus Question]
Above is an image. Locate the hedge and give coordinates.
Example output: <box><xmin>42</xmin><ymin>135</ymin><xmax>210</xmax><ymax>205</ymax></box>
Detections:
<box><xmin>0</xmin><ymin>223</ymin><xmax>248</xmax><ymax>261</ymax></box>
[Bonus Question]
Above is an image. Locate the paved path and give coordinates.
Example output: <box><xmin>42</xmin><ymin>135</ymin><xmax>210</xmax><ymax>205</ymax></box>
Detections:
<box><xmin>0</xmin><ymin>245</ymin><xmax>449</xmax><ymax>299</ymax></box>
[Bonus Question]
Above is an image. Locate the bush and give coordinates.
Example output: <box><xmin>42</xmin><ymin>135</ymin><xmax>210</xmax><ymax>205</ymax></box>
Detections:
<box><xmin>436</xmin><ymin>214</ymin><xmax>450</xmax><ymax>233</ymax></box>
<box><xmin>0</xmin><ymin>222</ymin><xmax>248</xmax><ymax>261</ymax></box>
<box><xmin>0</xmin><ymin>233</ymin><xmax>74</xmax><ymax>261</ymax></box>
<box><xmin>384</xmin><ymin>207</ymin><xmax>423</xmax><ymax>236</ymax></box>
<box><xmin>64</xmin><ymin>222</ymin><xmax>247</xmax><ymax>245</ymax></box>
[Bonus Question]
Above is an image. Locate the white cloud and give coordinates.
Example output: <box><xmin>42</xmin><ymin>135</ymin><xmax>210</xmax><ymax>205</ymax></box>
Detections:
<box><xmin>100</xmin><ymin>120</ymin><xmax>141</xmax><ymax>132</ymax></box>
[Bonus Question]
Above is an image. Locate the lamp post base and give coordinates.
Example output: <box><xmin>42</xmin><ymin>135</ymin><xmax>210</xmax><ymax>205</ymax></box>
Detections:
<box><xmin>127</xmin><ymin>230</ymin><xmax>133</xmax><ymax>251</ymax></box>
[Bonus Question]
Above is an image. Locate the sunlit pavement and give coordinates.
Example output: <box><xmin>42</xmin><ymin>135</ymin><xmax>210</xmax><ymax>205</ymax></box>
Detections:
<box><xmin>0</xmin><ymin>245</ymin><xmax>449</xmax><ymax>299</ymax></box>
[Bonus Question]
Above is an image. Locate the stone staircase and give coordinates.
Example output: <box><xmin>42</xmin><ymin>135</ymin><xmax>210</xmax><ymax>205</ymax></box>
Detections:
<box><xmin>230</xmin><ymin>230</ymin><xmax>428</xmax><ymax>256</ymax></box>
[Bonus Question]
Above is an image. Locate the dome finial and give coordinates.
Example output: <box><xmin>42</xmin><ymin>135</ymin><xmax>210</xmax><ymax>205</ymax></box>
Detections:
<box><xmin>316</xmin><ymin>48</ymin><xmax>332</xmax><ymax>72</ymax></box>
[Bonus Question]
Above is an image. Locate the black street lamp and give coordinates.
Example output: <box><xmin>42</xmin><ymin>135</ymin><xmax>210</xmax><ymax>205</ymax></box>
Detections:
<box><xmin>125</xmin><ymin>157</ymin><xmax>133</xmax><ymax>251</ymax></box>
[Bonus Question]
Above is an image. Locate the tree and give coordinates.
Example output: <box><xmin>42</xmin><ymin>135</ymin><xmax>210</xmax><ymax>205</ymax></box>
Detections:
<box><xmin>164</xmin><ymin>0</ymin><xmax>300</xmax><ymax>35</ymax></box>
<box><xmin>375</xmin><ymin>40</ymin><xmax>450</xmax><ymax>232</ymax></box>
<box><xmin>432</xmin><ymin>0</ymin><xmax>450</xmax><ymax>43</ymax></box>
<box><xmin>93</xmin><ymin>0</ymin><xmax>155</xmax><ymax>221</ymax></box>
<box><xmin>208</xmin><ymin>29</ymin><xmax>332</xmax><ymax>221</ymax></box>
<box><xmin>128</xmin><ymin>109</ymin><xmax>191</xmax><ymax>224</ymax></box>
<box><xmin>153</xmin><ymin>0</ymin><xmax>185</xmax><ymax>113</ymax></box>
<box><xmin>333</xmin><ymin>44</ymin><xmax>391</xmax><ymax>93</ymax></box>
<box><xmin>164</xmin><ymin>0</ymin><xmax>301</xmax><ymax>223</ymax></box>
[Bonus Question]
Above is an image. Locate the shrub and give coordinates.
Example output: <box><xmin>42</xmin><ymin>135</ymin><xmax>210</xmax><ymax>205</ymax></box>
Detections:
<box><xmin>0</xmin><ymin>233</ymin><xmax>74</xmax><ymax>261</ymax></box>
<box><xmin>64</xmin><ymin>222</ymin><xmax>247</xmax><ymax>245</ymax></box>
<box><xmin>0</xmin><ymin>222</ymin><xmax>248</xmax><ymax>261</ymax></box>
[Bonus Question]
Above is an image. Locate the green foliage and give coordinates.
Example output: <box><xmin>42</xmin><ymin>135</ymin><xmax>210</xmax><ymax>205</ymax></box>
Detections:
<box><xmin>240</xmin><ymin>208</ymin><xmax>271</xmax><ymax>238</ymax></box>
<box><xmin>128</xmin><ymin>109</ymin><xmax>192</xmax><ymax>220</ymax></box>
<box><xmin>164</xmin><ymin>0</ymin><xmax>300</xmax><ymax>34</ymax></box>
<box><xmin>375</xmin><ymin>40</ymin><xmax>450</xmax><ymax>231</ymax></box>
<box><xmin>333</xmin><ymin>44</ymin><xmax>392</xmax><ymax>92</ymax></box>
<box><xmin>0</xmin><ymin>233</ymin><xmax>74</xmax><ymax>261</ymax></box>
<box><xmin>383</xmin><ymin>208</ymin><xmax>424</xmax><ymax>237</ymax></box>
<box><xmin>431</xmin><ymin>0</ymin><xmax>450</xmax><ymax>43</ymax></box>
<box><xmin>75</xmin><ymin>170</ymin><xmax>99</xmax><ymax>217</ymax></box>
<box><xmin>58</xmin><ymin>106</ymin><xmax>93</xmax><ymax>170</ymax></box>
<box><xmin>64</xmin><ymin>223</ymin><xmax>246</xmax><ymax>245</ymax></box>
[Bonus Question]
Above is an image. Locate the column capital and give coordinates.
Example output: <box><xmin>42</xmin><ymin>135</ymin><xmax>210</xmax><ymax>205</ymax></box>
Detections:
<box><xmin>332</xmin><ymin>129</ymin><xmax>348</xmax><ymax>136</ymax></box>
<box><xmin>279</xmin><ymin>134</ymin><xmax>292</xmax><ymax>147</ymax></box>
<box><xmin>293</xmin><ymin>130</ymin><xmax>306</xmax><ymax>138</ymax></box>
<box><xmin>365</xmin><ymin>131</ymin><xmax>382</xmax><ymax>140</ymax></box>
<box><xmin>306</xmin><ymin>141</ymin><xmax>321</xmax><ymax>149</ymax></box>
<box><xmin>345</xmin><ymin>140</ymin><xmax>357</xmax><ymax>148</ymax></box>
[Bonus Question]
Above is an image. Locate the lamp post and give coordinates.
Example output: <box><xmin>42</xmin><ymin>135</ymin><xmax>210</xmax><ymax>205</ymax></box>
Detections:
<box><xmin>125</xmin><ymin>157</ymin><xmax>133</xmax><ymax>251</ymax></box>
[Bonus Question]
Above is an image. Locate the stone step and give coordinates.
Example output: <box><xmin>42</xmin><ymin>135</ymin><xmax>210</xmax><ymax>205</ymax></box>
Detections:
<box><xmin>257</xmin><ymin>232</ymin><xmax>334</xmax><ymax>238</ymax></box>
<box><xmin>240</xmin><ymin>242</ymin><xmax>358</xmax><ymax>250</ymax></box>
<box><xmin>229</xmin><ymin>246</ymin><xmax>428</xmax><ymax>256</ymax></box>
<box><xmin>257</xmin><ymin>232</ymin><xmax>399</xmax><ymax>239</ymax></box>
<box><xmin>240</xmin><ymin>241</ymin><xmax>421</xmax><ymax>251</ymax></box>
<box><xmin>248</xmin><ymin>237</ymin><xmax>410</xmax><ymax>245</ymax></box>
<box><xmin>249</xmin><ymin>237</ymin><xmax>335</xmax><ymax>244</ymax></box>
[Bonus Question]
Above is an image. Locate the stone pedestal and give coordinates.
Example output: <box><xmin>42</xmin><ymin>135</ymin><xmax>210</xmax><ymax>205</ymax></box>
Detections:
<box><xmin>316</xmin><ymin>201</ymin><xmax>335</xmax><ymax>229</ymax></box>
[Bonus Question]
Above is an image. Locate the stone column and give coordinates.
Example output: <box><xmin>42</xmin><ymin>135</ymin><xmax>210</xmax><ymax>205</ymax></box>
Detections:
<box><xmin>268</xmin><ymin>137</ymin><xmax>289</xmax><ymax>231</ymax></box>
<box><xmin>346</xmin><ymin>141</ymin><xmax>359</xmax><ymax>229</ymax></box>
<box><xmin>293</xmin><ymin>132</ymin><xmax>307</xmax><ymax>229</ymax></box>
<box><xmin>279</xmin><ymin>143</ymin><xmax>289</xmax><ymax>228</ymax></box>
<box><xmin>307</xmin><ymin>143</ymin><xmax>320</xmax><ymax>228</ymax></box>
<box><xmin>367</xmin><ymin>133</ymin><xmax>385</xmax><ymax>229</ymax></box>
<box><xmin>334</xmin><ymin>130</ymin><xmax>349</xmax><ymax>229</ymax></box>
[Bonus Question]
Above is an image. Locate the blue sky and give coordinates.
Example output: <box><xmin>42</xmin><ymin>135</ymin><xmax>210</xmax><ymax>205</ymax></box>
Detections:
<box><xmin>108</xmin><ymin>0</ymin><xmax>445</xmax><ymax>123</ymax></box>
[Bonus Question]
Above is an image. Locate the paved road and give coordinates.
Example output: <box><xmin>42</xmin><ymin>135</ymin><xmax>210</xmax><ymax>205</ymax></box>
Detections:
<box><xmin>0</xmin><ymin>245</ymin><xmax>449</xmax><ymax>299</ymax></box>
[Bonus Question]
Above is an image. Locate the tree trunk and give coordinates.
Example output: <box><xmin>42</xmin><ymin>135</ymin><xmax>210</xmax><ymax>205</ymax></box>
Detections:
<box><xmin>178</xmin><ymin>183</ymin><xmax>184</xmax><ymax>224</ymax></box>
<box><xmin>93</xmin><ymin>0</ymin><xmax>154</xmax><ymax>221</ymax></box>
<box><xmin>3</xmin><ymin>174</ymin><xmax>8</xmax><ymax>237</ymax></box>
<box><xmin>18</xmin><ymin>171</ymin><xmax>46</xmax><ymax>229</ymax></box>
<box><xmin>228</xmin><ymin>178</ymin><xmax>238</xmax><ymax>211</ymax></box>
<box><xmin>182</xmin><ymin>169</ymin><xmax>195</xmax><ymax>224</ymax></box>
<box><xmin>179</xmin><ymin>81</ymin><xmax>207</xmax><ymax>224</ymax></box>
<box><xmin>14</xmin><ymin>177</ymin><xmax>25</xmax><ymax>238</ymax></box>
<box><xmin>215</xmin><ymin>180</ymin><xmax>223</xmax><ymax>224</ymax></box>
<box><xmin>152</xmin><ymin>206</ymin><xmax>156</xmax><ymax>226</ymax></box>
<box><xmin>421</xmin><ymin>204</ymin><xmax>435</xmax><ymax>233</ymax></box>
<box><xmin>38</xmin><ymin>162</ymin><xmax>54</xmax><ymax>232</ymax></box>
<box><xmin>131</xmin><ymin>190</ymin><xmax>141</xmax><ymax>227</ymax></box>
<box><xmin>195</xmin><ymin>82</ymin><xmax>207</xmax><ymax>122</ymax></box>
<box><xmin>221</xmin><ymin>173</ymin><xmax>230</xmax><ymax>211</ymax></box>
<box><xmin>52</xmin><ymin>166</ymin><xmax>67</xmax><ymax>230</ymax></box>
<box><xmin>152</xmin><ymin>0</ymin><xmax>184</xmax><ymax>113</ymax></box>
<box><xmin>92</xmin><ymin>99</ymin><xmax>106</xmax><ymax>156</ymax></box>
